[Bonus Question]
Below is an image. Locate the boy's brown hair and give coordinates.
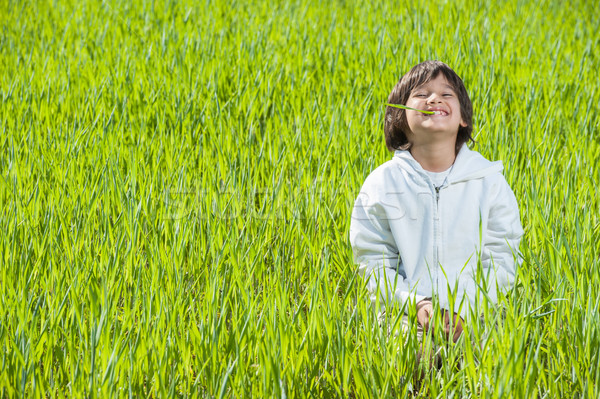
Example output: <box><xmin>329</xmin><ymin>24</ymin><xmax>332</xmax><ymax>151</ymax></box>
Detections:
<box><xmin>384</xmin><ymin>60</ymin><xmax>474</xmax><ymax>153</ymax></box>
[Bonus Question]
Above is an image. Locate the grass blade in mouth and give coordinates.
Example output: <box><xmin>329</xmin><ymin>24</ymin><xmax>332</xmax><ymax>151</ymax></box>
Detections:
<box><xmin>386</xmin><ymin>103</ymin><xmax>435</xmax><ymax>114</ymax></box>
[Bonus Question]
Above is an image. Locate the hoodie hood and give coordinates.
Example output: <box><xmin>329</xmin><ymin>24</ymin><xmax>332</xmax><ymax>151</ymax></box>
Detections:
<box><xmin>393</xmin><ymin>143</ymin><xmax>503</xmax><ymax>184</ymax></box>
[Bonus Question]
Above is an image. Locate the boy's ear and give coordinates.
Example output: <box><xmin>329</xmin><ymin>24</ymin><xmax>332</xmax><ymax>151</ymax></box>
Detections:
<box><xmin>460</xmin><ymin>118</ymin><xmax>467</xmax><ymax>128</ymax></box>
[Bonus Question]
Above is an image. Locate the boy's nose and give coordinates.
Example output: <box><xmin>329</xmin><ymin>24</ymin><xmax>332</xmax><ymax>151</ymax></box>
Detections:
<box><xmin>427</xmin><ymin>93</ymin><xmax>442</xmax><ymax>103</ymax></box>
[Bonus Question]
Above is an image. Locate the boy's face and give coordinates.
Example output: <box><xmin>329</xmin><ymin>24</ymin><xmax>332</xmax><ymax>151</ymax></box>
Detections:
<box><xmin>405</xmin><ymin>74</ymin><xmax>467</xmax><ymax>140</ymax></box>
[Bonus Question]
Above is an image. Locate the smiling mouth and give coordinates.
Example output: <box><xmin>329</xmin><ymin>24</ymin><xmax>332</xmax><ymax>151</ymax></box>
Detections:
<box><xmin>432</xmin><ymin>110</ymin><xmax>448</xmax><ymax>116</ymax></box>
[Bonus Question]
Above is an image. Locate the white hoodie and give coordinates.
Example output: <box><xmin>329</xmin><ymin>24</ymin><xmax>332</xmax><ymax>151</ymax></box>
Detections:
<box><xmin>349</xmin><ymin>144</ymin><xmax>523</xmax><ymax>319</ymax></box>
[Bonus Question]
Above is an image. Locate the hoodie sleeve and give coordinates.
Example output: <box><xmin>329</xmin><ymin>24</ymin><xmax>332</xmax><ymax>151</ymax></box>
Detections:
<box><xmin>442</xmin><ymin>175</ymin><xmax>524</xmax><ymax>320</ymax></box>
<box><xmin>349</xmin><ymin>187</ymin><xmax>428</xmax><ymax>312</ymax></box>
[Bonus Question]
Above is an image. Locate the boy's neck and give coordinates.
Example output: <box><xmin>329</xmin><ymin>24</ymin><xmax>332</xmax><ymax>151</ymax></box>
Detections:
<box><xmin>409</xmin><ymin>140</ymin><xmax>457</xmax><ymax>172</ymax></box>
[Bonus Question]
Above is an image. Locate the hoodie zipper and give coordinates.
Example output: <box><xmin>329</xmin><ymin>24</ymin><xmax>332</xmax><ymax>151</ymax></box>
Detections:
<box><xmin>433</xmin><ymin>184</ymin><xmax>444</xmax><ymax>292</ymax></box>
<box><xmin>432</xmin><ymin>184</ymin><xmax>441</xmax><ymax>288</ymax></box>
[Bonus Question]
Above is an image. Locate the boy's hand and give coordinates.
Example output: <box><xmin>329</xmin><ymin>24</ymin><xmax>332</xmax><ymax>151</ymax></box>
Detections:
<box><xmin>442</xmin><ymin>310</ymin><xmax>464</xmax><ymax>342</ymax></box>
<box><xmin>416</xmin><ymin>299</ymin><xmax>464</xmax><ymax>342</ymax></box>
<box><xmin>416</xmin><ymin>299</ymin><xmax>434</xmax><ymax>332</ymax></box>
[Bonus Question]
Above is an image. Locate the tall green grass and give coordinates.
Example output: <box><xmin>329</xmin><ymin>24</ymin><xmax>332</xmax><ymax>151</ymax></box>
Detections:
<box><xmin>1</xmin><ymin>0</ymin><xmax>598</xmax><ymax>396</ymax></box>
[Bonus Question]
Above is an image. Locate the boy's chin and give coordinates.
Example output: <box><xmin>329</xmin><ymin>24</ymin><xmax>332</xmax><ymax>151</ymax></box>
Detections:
<box><xmin>413</xmin><ymin>127</ymin><xmax>460</xmax><ymax>136</ymax></box>
<box><xmin>410</xmin><ymin>120</ymin><xmax>460</xmax><ymax>132</ymax></box>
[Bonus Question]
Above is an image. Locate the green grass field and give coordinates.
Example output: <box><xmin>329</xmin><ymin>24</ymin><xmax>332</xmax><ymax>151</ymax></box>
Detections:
<box><xmin>1</xmin><ymin>0</ymin><xmax>599</xmax><ymax>396</ymax></box>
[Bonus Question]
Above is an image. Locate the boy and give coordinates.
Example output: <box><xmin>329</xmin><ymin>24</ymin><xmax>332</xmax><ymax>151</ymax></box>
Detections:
<box><xmin>349</xmin><ymin>60</ymin><xmax>523</xmax><ymax>342</ymax></box>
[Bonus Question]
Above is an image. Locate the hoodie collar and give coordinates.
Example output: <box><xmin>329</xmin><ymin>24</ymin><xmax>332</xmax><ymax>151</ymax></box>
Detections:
<box><xmin>393</xmin><ymin>144</ymin><xmax>503</xmax><ymax>184</ymax></box>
